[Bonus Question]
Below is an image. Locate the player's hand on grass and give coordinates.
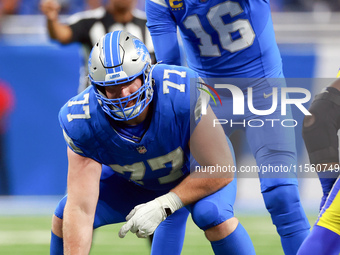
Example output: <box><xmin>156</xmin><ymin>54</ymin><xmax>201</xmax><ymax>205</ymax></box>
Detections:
<box><xmin>119</xmin><ymin>192</ymin><xmax>183</xmax><ymax>238</ymax></box>
<box><xmin>119</xmin><ymin>200</ymin><xmax>166</xmax><ymax>238</ymax></box>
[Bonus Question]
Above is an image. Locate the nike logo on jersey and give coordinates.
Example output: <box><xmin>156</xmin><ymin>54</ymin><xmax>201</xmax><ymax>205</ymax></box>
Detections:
<box><xmin>263</xmin><ymin>92</ymin><xmax>273</xmax><ymax>98</ymax></box>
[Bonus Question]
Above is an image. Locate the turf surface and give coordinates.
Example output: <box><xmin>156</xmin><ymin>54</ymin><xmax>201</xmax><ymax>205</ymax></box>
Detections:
<box><xmin>0</xmin><ymin>214</ymin><xmax>317</xmax><ymax>254</ymax></box>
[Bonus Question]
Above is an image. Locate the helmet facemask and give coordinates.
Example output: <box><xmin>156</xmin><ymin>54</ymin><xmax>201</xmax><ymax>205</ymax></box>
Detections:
<box><xmin>88</xmin><ymin>30</ymin><xmax>153</xmax><ymax>121</ymax></box>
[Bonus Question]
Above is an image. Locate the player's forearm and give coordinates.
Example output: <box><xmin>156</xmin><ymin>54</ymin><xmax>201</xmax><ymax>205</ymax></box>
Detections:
<box><xmin>178</xmin><ymin>105</ymin><xmax>234</xmax><ymax>205</ymax></box>
<box><xmin>63</xmin><ymin>205</ymin><xmax>94</xmax><ymax>255</ymax></box>
<box><xmin>41</xmin><ymin>0</ymin><xmax>71</xmax><ymax>43</ymax></box>
<box><xmin>151</xmin><ymin>33</ymin><xmax>181</xmax><ymax>65</ymax></box>
<box><xmin>171</xmin><ymin>175</ymin><xmax>232</xmax><ymax>205</ymax></box>
<box><xmin>46</xmin><ymin>19</ymin><xmax>73</xmax><ymax>43</ymax></box>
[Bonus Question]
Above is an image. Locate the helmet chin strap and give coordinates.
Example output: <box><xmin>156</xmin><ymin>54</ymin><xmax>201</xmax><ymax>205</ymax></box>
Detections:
<box><xmin>98</xmin><ymin>89</ymin><xmax>108</xmax><ymax>98</ymax></box>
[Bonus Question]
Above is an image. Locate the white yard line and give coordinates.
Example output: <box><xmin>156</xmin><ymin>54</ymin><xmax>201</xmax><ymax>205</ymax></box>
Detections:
<box><xmin>0</xmin><ymin>230</ymin><xmax>50</xmax><ymax>245</ymax></box>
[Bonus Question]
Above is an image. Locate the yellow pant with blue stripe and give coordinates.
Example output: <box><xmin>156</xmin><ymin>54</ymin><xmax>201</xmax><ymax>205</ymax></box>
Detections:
<box><xmin>297</xmin><ymin>176</ymin><xmax>340</xmax><ymax>255</ymax></box>
<box><xmin>317</xmin><ymin>176</ymin><xmax>340</xmax><ymax>235</ymax></box>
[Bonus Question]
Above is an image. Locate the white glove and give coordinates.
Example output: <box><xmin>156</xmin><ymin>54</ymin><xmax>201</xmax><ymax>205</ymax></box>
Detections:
<box><xmin>118</xmin><ymin>192</ymin><xmax>183</xmax><ymax>238</ymax></box>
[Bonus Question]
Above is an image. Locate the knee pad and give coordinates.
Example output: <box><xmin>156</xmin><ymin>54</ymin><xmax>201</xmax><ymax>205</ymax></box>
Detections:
<box><xmin>302</xmin><ymin>87</ymin><xmax>340</xmax><ymax>165</ymax></box>
<box><xmin>190</xmin><ymin>200</ymin><xmax>233</xmax><ymax>231</ymax></box>
<box><xmin>262</xmin><ymin>185</ymin><xmax>310</xmax><ymax>237</ymax></box>
<box><xmin>54</xmin><ymin>195</ymin><xmax>67</xmax><ymax>219</ymax></box>
<box><xmin>257</xmin><ymin>146</ymin><xmax>298</xmax><ymax>189</ymax></box>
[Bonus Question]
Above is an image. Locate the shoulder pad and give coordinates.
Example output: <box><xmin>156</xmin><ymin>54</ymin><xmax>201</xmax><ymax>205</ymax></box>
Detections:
<box><xmin>58</xmin><ymin>90</ymin><xmax>95</xmax><ymax>151</ymax></box>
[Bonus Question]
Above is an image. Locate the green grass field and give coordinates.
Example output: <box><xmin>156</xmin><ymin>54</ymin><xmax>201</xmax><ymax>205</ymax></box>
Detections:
<box><xmin>0</xmin><ymin>214</ymin><xmax>317</xmax><ymax>255</ymax></box>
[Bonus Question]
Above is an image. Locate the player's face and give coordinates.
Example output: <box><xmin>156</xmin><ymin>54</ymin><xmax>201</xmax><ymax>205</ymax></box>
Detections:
<box><xmin>104</xmin><ymin>77</ymin><xmax>143</xmax><ymax>108</ymax></box>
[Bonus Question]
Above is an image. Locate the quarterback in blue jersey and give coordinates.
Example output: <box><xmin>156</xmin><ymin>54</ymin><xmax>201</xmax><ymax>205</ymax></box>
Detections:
<box><xmin>50</xmin><ymin>30</ymin><xmax>256</xmax><ymax>254</ymax></box>
<box><xmin>298</xmin><ymin>77</ymin><xmax>340</xmax><ymax>255</ymax></box>
<box><xmin>146</xmin><ymin>0</ymin><xmax>310</xmax><ymax>254</ymax></box>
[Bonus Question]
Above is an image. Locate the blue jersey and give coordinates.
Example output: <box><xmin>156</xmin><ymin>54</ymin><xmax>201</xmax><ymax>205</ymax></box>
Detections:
<box><xmin>59</xmin><ymin>64</ymin><xmax>202</xmax><ymax>191</ymax></box>
<box><xmin>146</xmin><ymin>0</ymin><xmax>283</xmax><ymax>79</ymax></box>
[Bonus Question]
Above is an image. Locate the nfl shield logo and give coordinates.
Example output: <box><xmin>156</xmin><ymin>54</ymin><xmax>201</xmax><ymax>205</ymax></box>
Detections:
<box><xmin>136</xmin><ymin>146</ymin><xmax>147</xmax><ymax>154</ymax></box>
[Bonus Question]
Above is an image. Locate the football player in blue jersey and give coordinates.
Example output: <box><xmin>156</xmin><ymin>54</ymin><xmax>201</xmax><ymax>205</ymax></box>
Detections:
<box><xmin>298</xmin><ymin>77</ymin><xmax>340</xmax><ymax>255</ymax></box>
<box><xmin>50</xmin><ymin>30</ymin><xmax>255</xmax><ymax>254</ymax></box>
<box><xmin>145</xmin><ymin>0</ymin><xmax>310</xmax><ymax>254</ymax></box>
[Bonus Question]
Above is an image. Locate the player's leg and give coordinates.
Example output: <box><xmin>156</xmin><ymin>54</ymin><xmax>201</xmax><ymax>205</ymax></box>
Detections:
<box><xmin>252</xmin><ymin>142</ymin><xmax>310</xmax><ymax>255</ymax></box>
<box><xmin>246</xmin><ymin>116</ymin><xmax>310</xmax><ymax>254</ymax></box>
<box><xmin>189</xmin><ymin>135</ymin><xmax>254</xmax><ymax>255</ymax></box>
<box><xmin>50</xmin><ymin>168</ymin><xmax>163</xmax><ymax>255</ymax></box>
<box><xmin>296</xmin><ymin>226</ymin><xmax>340</xmax><ymax>255</ymax></box>
<box><xmin>188</xmin><ymin>178</ymin><xmax>255</xmax><ymax>255</ymax></box>
<box><xmin>50</xmin><ymin>195</ymin><xmax>66</xmax><ymax>255</ymax></box>
<box><xmin>243</xmin><ymin>80</ymin><xmax>310</xmax><ymax>254</ymax></box>
<box><xmin>50</xmin><ymin>196</ymin><xmax>66</xmax><ymax>255</ymax></box>
<box><xmin>302</xmin><ymin>86</ymin><xmax>340</xmax><ymax>210</ymax></box>
<box><xmin>261</xmin><ymin>183</ymin><xmax>309</xmax><ymax>254</ymax></box>
<box><xmin>151</xmin><ymin>207</ymin><xmax>190</xmax><ymax>255</ymax></box>
<box><xmin>297</xmin><ymin>177</ymin><xmax>340</xmax><ymax>255</ymax></box>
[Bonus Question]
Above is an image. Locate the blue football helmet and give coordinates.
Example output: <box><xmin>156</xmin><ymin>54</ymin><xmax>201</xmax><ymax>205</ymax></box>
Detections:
<box><xmin>88</xmin><ymin>30</ymin><xmax>153</xmax><ymax>121</ymax></box>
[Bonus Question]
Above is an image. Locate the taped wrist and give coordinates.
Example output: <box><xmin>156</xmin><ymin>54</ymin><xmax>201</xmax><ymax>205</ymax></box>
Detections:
<box><xmin>155</xmin><ymin>192</ymin><xmax>184</xmax><ymax>217</ymax></box>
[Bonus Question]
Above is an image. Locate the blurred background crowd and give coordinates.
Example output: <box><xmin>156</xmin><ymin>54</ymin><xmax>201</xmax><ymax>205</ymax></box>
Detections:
<box><xmin>1</xmin><ymin>0</ymin><xmax>340</xmax><ymax>15</ymax></box>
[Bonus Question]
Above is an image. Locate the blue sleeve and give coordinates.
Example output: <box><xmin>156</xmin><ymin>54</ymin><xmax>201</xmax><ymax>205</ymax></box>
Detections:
<box><xmin>145</xmin><ymin>0</ymin><xmax>181</xmax><ymax>65</ymax></box>
<box><xmin>58</xmin><ymin>94</ymin><xmax>95</xmax><ymax>157</ymax></box>
<box><xmin>185</xmin><ymin>69</ymin><xmax>204</xmax><ymax>137</ymax></box>
<box><xmin>58</xmin><ymin>105</ymin><xmax>87</xmax><ymax>157</ymax></box>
